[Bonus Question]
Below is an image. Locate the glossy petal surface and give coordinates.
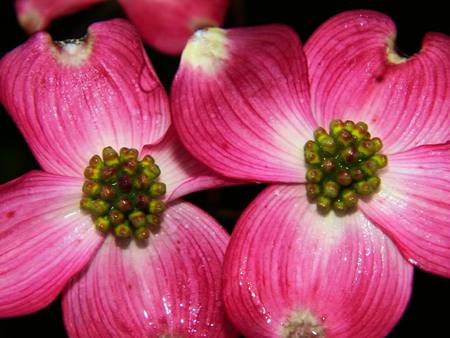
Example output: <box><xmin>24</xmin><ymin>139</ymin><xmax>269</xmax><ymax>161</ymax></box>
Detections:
<box><xmin>361</xmin><ymin>143</ymin><xmax>450</xmax><ymax>277</ymax></box>
<box><xmin>0</xmin><ymin>171</ymin><xmax>103</xmax><ymax>317</ymax></box>
<box><xmin>306</xmin><ymin>10</ymin><xmax>450</xmax><ymax>153</ymax></box>
<box><xmin>0</xmin><ymin>19</ymin><xmax>170</xmax><ymax>178</ymax></box>
<box><xmin>119</xmin><ymin>0</ymin><xmax>229</xmax><ymax>55</ymax></box>
<box><xmin>172</xmin><ymin>26</ymin><xmax>316</xmax><ymax>183</ymax></box>
<box><xmin>63</xmin><ymin>201</ymin><xmax>236</xmax><ymax>337</ymax></box>
<box><xmin>142</xmin><ymin>127</ymin><xmax>239</xmax><ymax>202</ymax></box>
<box><xmin>224</xmin><ymin>185</ymin><xmax>412</xmax><ymax>338</ymax></box>
<box><xmin>15</xmin><ymin>0</ymin><xmax>104</xmax><ymax>33</ymax></box>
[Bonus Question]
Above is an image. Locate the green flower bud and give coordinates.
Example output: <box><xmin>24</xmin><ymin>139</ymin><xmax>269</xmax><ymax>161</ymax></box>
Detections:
<box><xmin>306</xmin><ymin>168</ymin><xmax>323</xmax><ymax>183</ymax></box>
<box><xmin>115</xmin><ymin>222</ymin><xmax>132</xmax><ymax>238</ymax></box>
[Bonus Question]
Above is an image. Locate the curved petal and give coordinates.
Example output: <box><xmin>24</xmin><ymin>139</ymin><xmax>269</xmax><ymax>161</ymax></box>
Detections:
<box><xmin>62</xmin><ymin>201</ymin><xmax>237</xmax><ymax>337</ymax></box>
<box><xmin>360</xmin><ymin>143</ymin><xmax>450</xmax><ymax>278</ymax></box>
<box><xmin>119</xmin><ymin>0</ymin><xmax>229</xmax><ymax>55</ymax></box>
<box><xmin>223</xmin><ymin>185</ymin><xmax>412</xmax><ymax>338</ymax></box>
<box><xmin>0</xmin><ymin>19</ymin><xmax>170</xmax><ymax>178</ymax></box>
<box><xmin>0</xmin><ymin>171</ymin><xmax>103</xmax><ymax>317</ymax></box>
<box><xmin>305</xmin><ymin>10</ymin><xmax>450</xmax><ymax>153</ymax></box>
<box><xmin>141</xmin><ymin>127</ymin><xmax>240</xmax><ymax>202</ymax></box>
<box><xmin>15</xmin><ymin>0</ymin><xmax>105</xmax><ymax>33</ymax></box>
<box><xmin>172</xmin><ymin>25</ymin><xmax>316</xmax><ymax>183</ymax></box>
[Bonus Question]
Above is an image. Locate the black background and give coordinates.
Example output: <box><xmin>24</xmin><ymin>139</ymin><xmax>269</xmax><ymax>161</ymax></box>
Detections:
<box><xmin>0</xmin><ymin>0</ymin><xmax>449</xmax><ymax>337</ymax></box>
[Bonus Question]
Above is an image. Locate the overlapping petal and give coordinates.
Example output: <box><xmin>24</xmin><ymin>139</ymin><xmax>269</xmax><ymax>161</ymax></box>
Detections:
<box><xmin>172</xmin><ymin>25</ymin><xmax>316</xmax><ymax>183</ymax></box>
<box><xmin>15</xmin><ymin>0</ymin><xmax>105</xmax><ymax>33</ymax></box>
<box><xmin>0</xmin><ymin>171</ymin><xmax>103</xmax><ymax>317</ymax></box>
<box><xmin>119</xmin><ymin>0</ymin><xmax>229</xmax><ymax>55</ymax></box>
<box><xmin>142</xmin><ymin>127</ymin><xmax>239</xmax><ymax>202</ymax></box>
<box><xmin>305</xmin><ymin>10</ymin><xmax>450</xmax><ymax>153</ymax></box>
<box><xmin>360</xmin><ymin>142</ymin><xmax>450</xmax><ymax>278</ymax></box>
<box><xmin>63</xmin><ymin>201</ymin><xmax>236</xmax><ymax>337</ymax></box>
<box><xmin>0</xmin><ymin>19</ymin><xmax>170</xmax><ymax>178</ymax></box>
<box><xmin>223</xmin><ymin>185</ymin><xmax>412</xmax><ymax>338</ymax></box>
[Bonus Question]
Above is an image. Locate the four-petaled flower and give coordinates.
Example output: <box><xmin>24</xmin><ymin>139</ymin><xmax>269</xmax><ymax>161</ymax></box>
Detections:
<box><xmin>0</xmin><ymin>19</ymin><xmax>236</xmax><ymax>337</ymax></box>
<box><xmin>171</xmin><ymin>10</ymin><xmax>450</xmax><ymax>337</ymax></box>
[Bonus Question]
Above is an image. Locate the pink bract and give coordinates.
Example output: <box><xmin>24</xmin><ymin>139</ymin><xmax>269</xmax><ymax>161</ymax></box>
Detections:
<box><xmin>0</xmin><ymin>19</ymin><xmax>236</xmax><ymax>337</ymax></box>
<box><xmin>15</xmin><ymin>0</ymin><xmax>230</xmax><ymax>55</ymax></box>
<box><xmin>171</xmin><ymin>10</ymin><xmax>449</xmax><ymax>337</ymax></box>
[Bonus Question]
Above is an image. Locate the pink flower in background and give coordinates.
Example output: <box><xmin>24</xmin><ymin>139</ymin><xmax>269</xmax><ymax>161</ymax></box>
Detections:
<box><xmin>0</xmin><ymin>19</ymin><xmax>236</xmax><ymax>337</ymax></box>
<box><xmin>15</xmin><ymin>0</ymin><xmax>229</xmax><ymax>54</ymax></box>
<box><xmin>171</xmin><ymin>10</ymin><xmax>449</xmax><ymax>337</ymax></box>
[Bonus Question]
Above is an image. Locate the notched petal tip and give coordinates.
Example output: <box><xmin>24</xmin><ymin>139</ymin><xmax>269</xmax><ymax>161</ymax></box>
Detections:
<box><xmin>386</xmin><ymin>35</ymin><xmax>408</xmax><ymax>64</ymax></box>
<box><xmin>51</xmin><ymin>34</ymin><xmax>94</xmax><ymax>66</ymax></box>
<box><xmin>181</xmin><ymin>27</ymin><xmax>228</xmax><ymax>74</ymax></box>
<box><xmin>281</xmin><ymin>310</ymin><xmax>325</xmax><ymax>338</ymax></box>
<box><xmin>17</xmin><ymin>8</ymin><xmax>45</xmax><ymax>33</ymax></box>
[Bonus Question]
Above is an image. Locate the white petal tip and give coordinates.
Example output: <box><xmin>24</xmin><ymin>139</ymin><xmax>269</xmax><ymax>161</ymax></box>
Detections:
<box><xmin>181</xmin><ymin>27</ymin><xmax>228</xmax><ymax>74</ymax></box>
<box><xmin>281</xmin><ymin>310</ymin><xmax>326</xmax><ymax>338</ymax></box>
<box><xmin>51</xmin><ymin>36</ymin><xmax>94</xmax><ymax>66</ymax></box>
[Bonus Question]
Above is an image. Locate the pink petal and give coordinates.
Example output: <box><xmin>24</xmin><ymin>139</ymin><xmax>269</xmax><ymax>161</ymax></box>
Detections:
<box><xmin>172</xmin><ymin>25</ymin><xmax>316</xmax><ymax>183</ymax></box>
<box><xmin>119</xmin><ymin>0</ymin><xmax>229</xmax><ymax>55</ymax></box>
<box><xmin>360</xmin><ymin>142</ymin><xmax>450</xmax><ymax>277</ymax></box>
<box><xmin>15</xmin><ymin>0</ymin><xmax>105</xmax><ymax>33</ymax></box>
<box><xmin>0</xmin><ymin>19</ymin><xmax>170</xmax><ymax>178</ymax></box>
<box><xmin>224</xmin><ymin>185</ymin><xmax>413</xmax><ymax>338</ymax></box>
<box><xmin>62</xmin><ymin>201</ymin><xmax>237</xmax><ymax>337</ymax></box>
<box><xmin>142</xmin><ymin>127</ymin><xmax>240</xmax><ymax>202</ymax></box>
<box><xmin>0</xmin><ymin>171</ymin><xmax>103</xmax><ymax>317</ymax></box>
<box><xmin>305</xmin><ymin>10</ymin><xmax>450</xmax><ymax>153</ymax></box>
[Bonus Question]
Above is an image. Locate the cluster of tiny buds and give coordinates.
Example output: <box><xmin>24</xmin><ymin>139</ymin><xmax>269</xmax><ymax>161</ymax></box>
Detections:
<box><xmin>304</xmin><ymin>119</ymin><xmax>388</xmax><ymax>215</ymax></box>
<box><xmin>80</xmin><ymin>146</ymin><xmax>166</xmax><ymax>240</ymax></box>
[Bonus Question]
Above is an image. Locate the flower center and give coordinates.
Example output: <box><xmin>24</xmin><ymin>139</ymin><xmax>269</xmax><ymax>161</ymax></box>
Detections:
<box><xmin>304</xmin><ymin>120</ymin><xmax>387</xmax><ymax>215</ymax></box>
<box><xmin>80</xmin><ymin>147</ymin><xmax>166</xmax><ymax>240</ymax></box>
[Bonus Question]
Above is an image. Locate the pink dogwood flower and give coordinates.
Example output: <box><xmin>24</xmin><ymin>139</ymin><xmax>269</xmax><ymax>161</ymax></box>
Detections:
<box><xmin>0</xmin><ymin>19</ymin><xmax>237</xmax><ymax>337</ymax></box>
<box><xmin>171</xmin><ymin>10</ymin><xmax>450</xmax><ymax>337</ymax></box>
<box><xmin>15</xmin><ymin>0</ymin><xmax>229</xmax><ymax>55</ymax></box>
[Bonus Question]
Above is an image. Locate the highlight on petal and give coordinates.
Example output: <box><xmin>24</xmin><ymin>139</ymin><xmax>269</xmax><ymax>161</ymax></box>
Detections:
<box><xmin>16</xmin><ymin>0</ymin><xmax>105</xmax><ymax>33</ymax></box>
<box><xmin>172</xmin><ymin>25</ymin><xmax>316</xmax><ymax>183</ymax></box>
<box><xmin>223</xmin><ymin>185</ymin><xmax>412</xmax><ymax>338</ymax></box>
<box><xmin>0</xmin><ymin>19</ymin><xmax>170</xmax><ymax>178</ymax></box>
<box><xmin>118</xmin><ymin>0</ymin><xmax>229</xmax><ymax>55</ymax></box>
<box><xmin>63</xmin><ymin>201</ymin><xmax>237</xmax><ymax>337</ymax></box>
<box><xmin>141</xmin><ymin>127</ymin><xmax>239</xmax><ymax>202</ymax></box>
<box><xmin>305</xmin><ymin>10</ymin><xmax>450</xmax><ymax>154</ymax></box>
<box><xmin>0</xmin><ymin>171</ymin><xmax>103</xmax><ymax>317</ymax></box>
<box><xmin>360</xmin><ymin>142</ymin><xmax>450</xmax><ymax>277</ymax></box>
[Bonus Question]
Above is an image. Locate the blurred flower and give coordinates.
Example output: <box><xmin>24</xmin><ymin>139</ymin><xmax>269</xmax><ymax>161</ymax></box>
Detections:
<box><xmin>15</xmin><ymin>0</ymin><xmax>229</xmax><ymax>54</ymax></box>
<box><xmin>171</xmin><ymin>10</ymin><xmax>449</xmax><ymax>337</ymax></box>
<box><xmin>0</xmin><ymin>19</ymin><xmax>236</xmax><ymax>337</ymax></box>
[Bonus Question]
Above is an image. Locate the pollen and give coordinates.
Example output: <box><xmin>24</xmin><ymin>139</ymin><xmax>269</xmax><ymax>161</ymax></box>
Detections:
<box><xmin>80</xmin><ymin>147</ymin><xmax>166</xmax><ymax>241</ymax></box>
<box><xmin>304</xmin><ymin>119</ymin><xmax>388</xmax><ymax>215</ymax></box>
<box><xmin>182</xmin><ymin>27</ymin><xmax>228</xmax><ymax>74</ymax></box>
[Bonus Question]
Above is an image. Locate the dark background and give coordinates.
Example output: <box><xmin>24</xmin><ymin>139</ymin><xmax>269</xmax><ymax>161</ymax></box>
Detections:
<box><xmin>0</xmin><ymin>0</ymin><xmax>448</xmax><ymax>337</ymax></box>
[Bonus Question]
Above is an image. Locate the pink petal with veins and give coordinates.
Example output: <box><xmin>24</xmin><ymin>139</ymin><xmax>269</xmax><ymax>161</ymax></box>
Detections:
<box><xmin>224</xmin><ymin>185</ymin><xmax>412</xmax><ymax>338</ymax></box>
<box><xmin>0</xmin><ymin>171</ymin><xmax>103</xmax><ymax>317</ymax></box>
<box><xmin>172</xmin><ymin>25</ymin><xmax>316</xmax><ymax>183</ymax></box>
<box><xmin>361</xmin><ymin>142</ymin><xmax>450</xmax><ymax>277</ymax></box>
<box><xmin>305</xmin><ymin>10</ymin><xmax>450</xmax><ymax>154</ymax></box>
<box><xmin>15</xmin><ymin>0</ymin><xmax>105</xmax><ymax>33</ymax></box>
<box><xmin>119</xmin><ymin>0</ymin><xmax>229</xmax><ymax>55</ymax></box>
<box><xmin>141</xmin><ymin>127</ymin><xmax>240</xmax><ymax>202</ymax></box>
<box><xmin>0</xmin><ymin>19</ymin><xmax>170</xmax><ymax>178</ymax></box>
<box><xmin>63</xmin><ymin>201</ymin><xmax>237</xmax><ymax>337</ymax></box>
<box><xmin>0</xmin><ymin>19</ymin><xmax>170</xmax><ymax>177</ymax></box>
